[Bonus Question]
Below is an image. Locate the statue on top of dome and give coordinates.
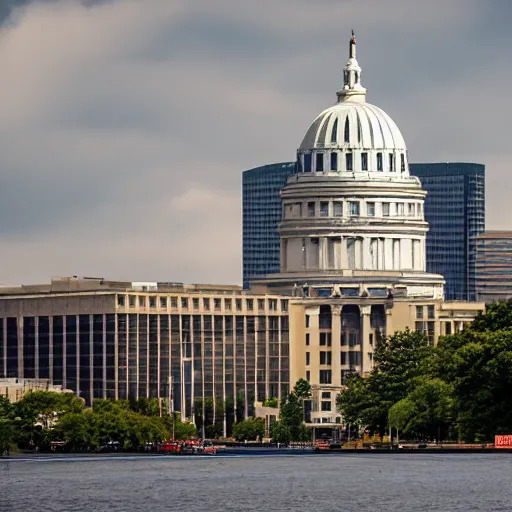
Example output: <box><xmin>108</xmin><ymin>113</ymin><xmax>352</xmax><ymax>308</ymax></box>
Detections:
<box><xmin>351</xmin><ymin>30</ymin><xmax>356</xmax><ymax>44</ymax></box>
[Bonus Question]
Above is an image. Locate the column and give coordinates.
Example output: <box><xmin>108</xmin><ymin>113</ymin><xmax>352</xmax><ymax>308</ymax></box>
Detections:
<box><xmin>331</xmin><ymin>305</ymin><xmax>342</xmax><ymax>387</ymax></box>
<box><xmin>360</xmin><ymin>305</ymin><xmax>371</xmax><ymax>374</ymax></box>
<box><xmin>385</xmin><ymin>306</ymin><xmax>394</xmax><ymax>337</ymax></box>
<box><xmin>362</xmin><ymin>237</ymin><xmax>370</xmax><ymax>269</ymax></box>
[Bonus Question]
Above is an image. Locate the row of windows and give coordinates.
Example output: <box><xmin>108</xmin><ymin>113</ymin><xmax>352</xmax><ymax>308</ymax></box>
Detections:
<box><xmin>416</xmin><ymin>305</ymin><xmax>436</xmax><ymax>320</ymax></box>
<box><xmin>284</xmin><ymin>200</ymin><xmax>423</xmax><ymax>219</ymax></box>
<box><xmin>299</xmin><ymin>151</ymin><xmax>406</xmax><ymax>174</ymax></box>
<box><xmin>305</xmin><ymin>350</ymin><xmax>364</xmax><ymax>367</ymax></box>
<box><xmin>118</xmin><ymin>295</ymin><xmax>288</xmax><ymax>313</ymax></box>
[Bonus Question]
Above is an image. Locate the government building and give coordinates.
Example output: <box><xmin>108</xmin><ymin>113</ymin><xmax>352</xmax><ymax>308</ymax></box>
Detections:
<box><xmin>0</xmin><ymin>34</ymin><xmax>484</xmax><ymax>438</ymax></box>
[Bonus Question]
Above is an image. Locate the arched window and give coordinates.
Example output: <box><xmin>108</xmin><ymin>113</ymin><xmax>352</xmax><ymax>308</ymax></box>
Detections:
<box><xmin>401</xmin><ymin>153</ymin><xmax>405</xmax><ymax>173</ymax></box>
<box><xmin>344</xmin><ymin>117</ymin><xmax>350</xmax><ymax>143</ymax></box>
<box><xmin>330</xmin><ymin>118</ymin><xmax>338</xmax><ymax>143</ymax></box>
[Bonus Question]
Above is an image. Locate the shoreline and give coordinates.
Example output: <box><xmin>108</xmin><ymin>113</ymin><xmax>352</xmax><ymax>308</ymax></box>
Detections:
<box><xmin>3</xmin><ymin>446</ymin><xmax>512</xmax><ymax>459</ymax></box>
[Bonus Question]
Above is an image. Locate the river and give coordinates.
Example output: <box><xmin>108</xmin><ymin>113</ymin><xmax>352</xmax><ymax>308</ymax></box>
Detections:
<box><xmin>1</xmin><ymin>453</ymin><xmax>511</xmax><ymax>511</ymax></box>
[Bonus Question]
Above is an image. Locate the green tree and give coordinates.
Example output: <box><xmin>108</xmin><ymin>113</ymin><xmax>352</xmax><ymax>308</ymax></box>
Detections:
<box><xmin>232</xmin><ymin>418</ymin><xmax>265</xmax><ymax>441</ymax></box>
<box><xmin>434</xmin><ymin>327</ymin><xmax>512</xmax><ymax>442</ymax></box>
<box><xmin>271</xmin><ymin>421</ymin><xmax>291</xmax><ymax>444</ymax></box>
<box><xmin>338</xmin><ymin>330</ymin><xmax>432</xmax><ymax>437</ymax></box>
<box><xmin>292</xmin><ymin>379</ymin><xmax>312</xmax><ymax>401</ymax></box>
<box><xmin>262</xmin><ymin>397</ymin><xmax>278</xmax><ymax>408</ymax></box>
<box><xmin>279</xmin><ymin>393</ymin><xmax>304</xmax><ymax>441</ymax></box>
<box><xmin>388</xmin><ymin>398</ymin><xmax>416</xmax><ymax>434</ymax></box>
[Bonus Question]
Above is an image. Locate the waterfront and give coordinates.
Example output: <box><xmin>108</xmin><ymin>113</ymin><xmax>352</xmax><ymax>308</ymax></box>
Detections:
<box><xmin>1</xmin><ymin>454</ymin><xmax>511</xmax><ymax>511</ymax></box>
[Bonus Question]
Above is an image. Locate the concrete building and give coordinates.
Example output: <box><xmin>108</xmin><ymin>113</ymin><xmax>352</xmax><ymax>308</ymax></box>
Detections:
<box><xmin>0</xmin><ymin>377</ymin><xmax>68</xmax><ymax>403</ymax></box>
<box><xmin>250</xmin><ymin>33</ymin><xmax>484</xmax><ymax>432</ymax></box>
<box><xmin>0</xmin><ymin>277</ymin><xmax>291</xmax><ymax>434</ymax></box>
<box><xmin>476</xmin><ymin>231</ymin><xmax>512</xmax><ymax>302</ymax></box>
<box><xmin>410</xmin><ymin>162</ymin><xmax>485</xmax><ymax>301</ymax></box>
<box><xmin>243</xmin><ymin>162</ymin><xmax>296</xmax><ymax>288</ymax></box>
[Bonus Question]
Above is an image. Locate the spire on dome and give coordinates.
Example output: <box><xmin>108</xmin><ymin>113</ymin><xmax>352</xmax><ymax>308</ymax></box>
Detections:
<box><xmin>349</xmin><ymin>30</ymin><xmax>356</xmax><ymax>58</ymax></box>
<box><xmin>337</xmin><ymin>30</ymin><xmax>367</xmax><ymax>104</ymax></box>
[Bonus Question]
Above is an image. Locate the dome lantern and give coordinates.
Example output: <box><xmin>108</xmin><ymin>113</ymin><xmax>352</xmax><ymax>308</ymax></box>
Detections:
<box><xmin>337</xmin><ymin>31</ymin><xmax>367</xmax><ymax>104</ymax></box>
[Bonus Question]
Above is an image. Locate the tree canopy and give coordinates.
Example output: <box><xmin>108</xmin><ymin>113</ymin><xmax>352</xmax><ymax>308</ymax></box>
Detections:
<box><xmin>338</xmin><ymin>300</ymin><xmax>512</xmax><ymax>442</ymax></box>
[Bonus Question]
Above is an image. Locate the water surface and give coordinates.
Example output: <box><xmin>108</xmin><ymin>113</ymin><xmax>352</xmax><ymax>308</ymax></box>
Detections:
<box><xmin>1</xmin><ymin>453</ymin><xmax>511</xmax><ymax>511</ymax></box>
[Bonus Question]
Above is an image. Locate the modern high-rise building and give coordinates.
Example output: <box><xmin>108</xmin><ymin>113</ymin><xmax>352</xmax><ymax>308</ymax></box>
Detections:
<box><xmin>475</xmin><ymin>231</ymin><xmax>512</xmax><ymax>302</ymax></box>
<box><xmin>242</xmin><ymin>162</ymin><xmax>295</xmax><ymax>288</ymax></box>
<box><xmin>410</xmin><ymin>163</ymin><xmax>485</xmax><ymax>301</ymax></box>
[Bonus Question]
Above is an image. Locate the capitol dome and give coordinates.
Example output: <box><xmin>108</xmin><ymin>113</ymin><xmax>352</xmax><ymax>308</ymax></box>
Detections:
<box><xmin>297</xmin><ymin>32</ymin><xmax>409</xmax><ymax>177</ymax></box>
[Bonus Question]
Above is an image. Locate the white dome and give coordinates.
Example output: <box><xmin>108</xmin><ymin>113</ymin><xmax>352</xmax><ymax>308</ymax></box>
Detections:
<box><xmin>299</xmin><ymin>102</ymin><xmax>406</xmax><ymax>152</ymax></box>
<box><xmin>296</xmin><ymin>33</ymin><xmax>409</xmax><ymax>177</ymax></box>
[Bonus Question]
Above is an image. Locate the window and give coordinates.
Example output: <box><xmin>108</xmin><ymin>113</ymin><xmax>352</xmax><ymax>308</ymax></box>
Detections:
<box><xmin>160</xmin><ymin>296</ymin><xmax>167</xmax><ymax>309</ymax></box>
<box><xmin>246</xmin><ymin>299</ymin><xmax>253</xmax><ymax>310</ymax></box>
<box><xmin>320</xmin><ymin>202</ymin><xmax>329</xmax><ymax>217</ymax></box>
<box><xmin>341</xmin><ymin>352</ymin><xmax>347</xmax><ymax>365</ymax></box>
<box><xmin>382</xmin><ymin>202</ymin><xmax>390</xmax><ymax>216</ymax></box>
<box><xmin>306</xmin><ymin>371</ymin><xmax>310</xmax><ymax>382</ymax></box>
<box><xmin>331</xmin><ymin>118</ymin><xmax>338</xmax><ymax>143</ymax></box>
<box><xmin>258</xmin><ymin>299</ymin><xmax>265</xmax><ymax>311</ymax></box>
<box><xmin>117</xmin><ymin>295</ymin><xmax>125</xmax><ymax>307</ymax></box>
<box><xmin>305</xmin><ymin>333</ymin><xmax>310</xmax><ymax>346</ymax></box>
<box><xmin>349</xmin><ymin>201</ymin><xmax>359</xmax><ymax>216</ymax></box>
<box><xmin>192</xmin><ymin>298</ymin><xmax>199</xmax><ymax>310</ymax></box>
<box><xmin>344</xmin><ymin>117</ymin><xmax>350</xmax><ymax>143</ymax></box>
<box><xmin>304</xmin><ymin>153</ymin><xmax>312</xmax><ymax>172</ymax></box>
<box><xmin>320</xmin><ymin>351</ymin><xmax>332</xmax><ymax>365</ymax></box>
<box><xmin>305</xmin><ymin>315</ymin><xmax>310</xmax><ymax>328</ymax></box>
<box><xmin>307</xmin><ymin>202</ymin><xmax>316</xmax><ymax>217</ymax></box>
<box><xmin>149</xmin><ymin>296</ymin><xmax>156</xmax><ymax>308</ymax></box>
<box><xmin>367</xmin><ymin>202</ymin><xmax>375</xmax><ymax>217</ymax></box>
<box><xmin>333</xmin><ymin>202</ymin><xmax>343</xmax><ymax>217</ymax></box>
<box><xmin>401</xmin><ymin>153</ymin><xmax>405</xmax><ymax>172</ymax></box>
<box><xmin>236</xmin><ymin>299</ymin><xmax>242</xmax><ymax>311</ymax></box>
<box><xmin>377</xmin><ymin>152</ymin><xmax>383</xmax><ymax>171</ymax></box>
<box><xmin>170</xmin><ymin>297</ymin><xmax>178</xmax><ymax>308</ymax></box>
<box><xmin>321</xmin><ymin>401</ymin><xmax>332</xmax><ymax>411</ymax></box>
<box><xmin>361</xmin><ymin>152</ymin><xmax>368</xmax><ymax>171</ymax></box>
<box><xmin>416</xmin><ymin>306</ymin><xmax>424</xmax><ymax>319</ymax></box>
<box><xmin>181</xmin><ymin>297</ymin><xmax>188</xmax><ymax>309</ymax></box>
<box><xmin>398</xmin><ymin>203</ymin><xmax>405</xmax><ymax>216</ymax></box>
<box><xmin>139</xmin><ymin>296</ymin><xmax>146</xmax><ymax>307</ymax></box>
<box><xmin>225</xmin><ymin>298</ymin><xmax>232</xmax><ymax>311</ymax></box>
<box><xmin>319</xmin><ymin>370</ymin><xmax>332</xmax><ymax>384</ymax></box>
<box><xmin>330</xmin><ymin>152</ymin><xmax>338</xmax><ymax>171</ymax></box>
<box><xmin>203</xmin><ymin>298</ymin><xmax>210</xmax><ymax>310</ymax></box>
<box><xmin>322</xmin><ymin>391</ymin><xmax>331</xmax><ymax>399</ymax></box>
<box><xmin>269</xmin><ymin>299</ymin><xmax>277</xmax><ymax>311</ymax></box>
<box><xmin>346</xmin><ymin>152</ymin><xmax>353</xmax><ymax>171</ymax></box>
<box><xmin>129</xmin><ymin>295</ymin><xmax>136</xmax><ymax>307</ymax></box>
<box><xmin>320</xmin><ymin>332</ymin><xmax>332</xmax><ymax>347</ymax></box>
<box><xmin>316</xmin><ymin>153</ymin><xmax>324</xmax><ymax>172</ymax></box>
<box><xmin>306</xmin><ymin>352</ymin><xmax>310</xmax><ymax>366</ymax></box>
<box><xmin>408</xmin><ymin>203</ymin><xmax>415</xmax><ymax>216</ymax></box>
<box><xmin>389</xmin><ymin>153</ymin><xmax>395</xmax><ymax>171</ymax></box>
<box><xmin>369</xmin><ymin>333</ymin><xmax>374</xmax><ymax>346</ymax></box>
<box><xmin>427</xmin><ymin>305</ymin><xmax>435</xmax><ymax>319</ymax></box>
<box><xmin>214</xmin><ymin>298</ymin><xmax>222</xmax><ymax>310</ymax></box>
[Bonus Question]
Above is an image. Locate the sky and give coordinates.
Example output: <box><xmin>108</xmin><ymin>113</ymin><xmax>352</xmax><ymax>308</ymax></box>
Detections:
<box><xmin>0</xmin><ymin>0</ymin><xmax>510</xmax><ymax>286</ymax></box>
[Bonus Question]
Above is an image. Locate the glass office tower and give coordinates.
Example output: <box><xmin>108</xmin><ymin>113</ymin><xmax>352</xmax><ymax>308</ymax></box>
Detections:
<box><xmin>410</xmin><ymin>163</ymin><xmax>485</xmax><ymax>301</ymax></box>
<box><xmin>242</xmin><ymin>162</ymin><xmax>295</xmax><ymax>288</ymax></box>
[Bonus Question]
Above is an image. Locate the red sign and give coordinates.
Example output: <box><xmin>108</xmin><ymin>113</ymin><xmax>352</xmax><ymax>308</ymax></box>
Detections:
<box><xmin>495</xmin><ymin>435</ymin><xmax>512</xmax><ymax>448</ymax></box>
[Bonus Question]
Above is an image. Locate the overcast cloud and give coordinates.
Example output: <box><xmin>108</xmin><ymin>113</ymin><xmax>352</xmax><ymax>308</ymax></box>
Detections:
<box><xmin>0</xmin><ymin>0</ymin><xmax>510</xmax><ymax>286</ymax></box>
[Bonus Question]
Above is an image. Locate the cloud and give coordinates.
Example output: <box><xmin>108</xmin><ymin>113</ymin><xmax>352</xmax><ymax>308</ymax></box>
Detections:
<box><xmin>0</xmin><ymin>0</ymin><xmax>509</xmax><ymax>285</ymax></box>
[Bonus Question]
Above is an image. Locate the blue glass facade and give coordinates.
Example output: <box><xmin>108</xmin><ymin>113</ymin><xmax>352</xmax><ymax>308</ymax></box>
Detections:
<box><xmin>410</xmin><ymin>163</ymin><xmax>485</xmax><ymax>301</ymax></box>
<box><xmin>242</xmin><ymin>162</ymin><xmax>295</xmax><ymax>288</ymax></box>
